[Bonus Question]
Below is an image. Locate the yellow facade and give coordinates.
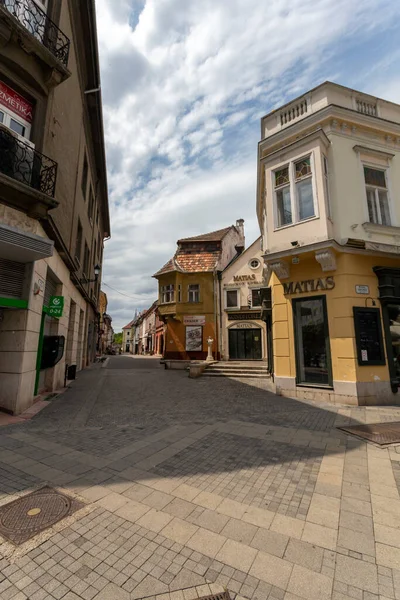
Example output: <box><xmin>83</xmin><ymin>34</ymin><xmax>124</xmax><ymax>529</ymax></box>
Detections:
<box><xmin>157</xmin><ymin>271</ymin><xmax>218</xmax><ymax>360</ymax></box>
<box><xmin>271</xmin><ymin>250</ymin><xmax>400</xmax><ymax>405</ymax></box>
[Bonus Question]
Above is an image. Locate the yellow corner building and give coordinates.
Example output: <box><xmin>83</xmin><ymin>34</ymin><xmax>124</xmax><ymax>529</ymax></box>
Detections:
<box><xmin>257</xmin><ymin>82</ymin><xmax>400</xmax><ymax>405</ymax></box>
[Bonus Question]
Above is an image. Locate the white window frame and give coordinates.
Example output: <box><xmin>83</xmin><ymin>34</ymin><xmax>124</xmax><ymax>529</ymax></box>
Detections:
<box><xmin>250</xmin><ymin>288</ymin><xmax>262</xmax><ymax>308</ymax></box>
<box><xmin>323</xmin><ymin>155</ymin><xmax>332</xmax><ymax>220</ymax></box>
<box><xmin>188</xmin><ymin>284</ymin><xmax>200</xmax><ymax>303</ymax></box>
<box><xmin>225</xmin><ymin>288</ymin><xmax>240</xmax><ymax>310</ymax></box>
<box><xmin>272</xmin><ymin>152</ymin><xmax>319</xmax><ymax>230</ymax></box>
<box><xmin>161</xmin><ymin>284</ymin><xmax>175</xmax><ymax>304</ymax></box>
<box><xmin>362</xmin><ymin>163</ymin><xmax>393</xmax><ymax>227</ymax></box>
<box><xmin>0</xmin><ymin>105</ymin><xmax>31</xmax><ymax>140</ymax></box>
<box><xmin>249</xmin><ymin>258</ymin><xmax>260</xmax><ymax>270</ymax></box>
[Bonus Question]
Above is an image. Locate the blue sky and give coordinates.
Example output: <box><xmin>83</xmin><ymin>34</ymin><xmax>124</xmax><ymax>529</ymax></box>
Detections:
<box><xmin>95</xmin><ymin>0</ymin><xmax>400</xmax><ymax>330</ymax></box>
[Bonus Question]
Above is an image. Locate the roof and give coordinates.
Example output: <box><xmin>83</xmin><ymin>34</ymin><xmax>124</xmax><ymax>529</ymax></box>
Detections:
<box><xmin>175</xmin><ymin>251</ymin><xmax>220</xmax><ymax>272</ymax></box>
<box><xmin>152</xmin><ymin>257</ymin><xmax>178</xmax><ymax>277</ymax></box>
<box><xmin>122</xmin><ymin>319</ymin><xmax>135</xmax><ymax>329</ymax></box>
<box><xmin>178</xmin><ymin>227</ymin><xmax>232</xmax><ymax>243</ymax></box>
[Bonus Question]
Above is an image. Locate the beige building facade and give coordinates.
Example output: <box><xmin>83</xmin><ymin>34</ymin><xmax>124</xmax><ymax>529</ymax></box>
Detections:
<box><xmin>220</xmin><ymin>237</ymin><xmax>267</xmax><ymax>361</ymax></box>
<box><xmin>257</xmin><ymin>81</ymin><xmax>400</xmax><ymax>405</ymax></box>
<box><xmin>0</xmin><ymin>1</ymin><xmax>110</xmax><ymax>414</ymax></box>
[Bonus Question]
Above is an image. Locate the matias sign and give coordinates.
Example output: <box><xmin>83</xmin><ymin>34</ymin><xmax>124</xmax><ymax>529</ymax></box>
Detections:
<box><xmin>233</xmin><ymin>274</ymin><xmax>257</xmax><ymax>282</ymax></box>
<box><xmin>283</xmin><ymin>276</ymin><xmax>335</xmax><ymax>295</ymax></box>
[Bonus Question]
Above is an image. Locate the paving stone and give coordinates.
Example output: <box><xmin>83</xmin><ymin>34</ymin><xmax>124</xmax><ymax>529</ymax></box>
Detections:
<box><xmin>376</xmin><ymin>543</ymin><xmax>400</xmax><ymax>570</ymax></box>
<box><xmin>250</xmin><ymin>528</ymin><xmax>289</xmax><ymax>558</ymax></box>
<box><xmin>301</xmin><ymin>521</ymin><xmax>337</xmax><ymax>551</ymax></box>
<box><xmin>215</xmin><ymin>539</ymin><xmax>257</xmax><ymax>572</ymax></box>
<box><xmin>284</xmin><ymin>538</ymin><xmax>324</xmax><ymax>572</ymax></box>
<box><xmin>250</xmin><ymin>551</ymin><xmax>293</xmax><ymax>589</ymax></box>
<box><xmin>339</xmin><ymin>510</ymin><xmax>374</xmax><ymax>536</ymax></box>
<box><xmin>161</xmin><ymin>517</ymin><xmax>198</xmax><ymax>545</ymax></box>
<box><xmin>337</xmin><ymin>527</ymin><xmax>375</xmax><ymax>556</ymax></box>
<box><xmin>335</xmin><ymin>554</ymin><xmax>378</xmax><ymax>593</ymax></box>
<box><xmin>164</xmin><ymin>498</ymin><xmax>196</xmax><ymax>519</ymax></box>
<box><xmin>186</xmin><ymin>528</ymin><xmax>226</xmax><ymax>558</ymax></box>
<box><xmin>93</xmin><ymin>582</ymin><xmax>130</xmax><ymax>599</ymax></box>
<box><xmin>287</xmin><ymin>564</ymin><xmax>333</xmax><ymax>600</ymax></box>
<box><xmin>270</xmin><ymin>513</ymin><xmax>305</xmax><ymax>540</ymax></box>
<box><xmin>189</xmin><ymin>507</ymin><xmax>230</xmax><ymax>533</ymax></box>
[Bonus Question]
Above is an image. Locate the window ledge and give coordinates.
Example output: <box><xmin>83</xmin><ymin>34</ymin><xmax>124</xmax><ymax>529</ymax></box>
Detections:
<box><xmin>362</xmin><ymin>222</ymin><xmax>400</xmax><ymax>236</ymax></box>
<box><xmin>274</xmin><ymin>215</ymin><xmax>319</xmax><ymax>232</ymax></box>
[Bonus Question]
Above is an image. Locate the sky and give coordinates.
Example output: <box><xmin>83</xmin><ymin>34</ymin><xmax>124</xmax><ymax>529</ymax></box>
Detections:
<box><xmin>95</xmin><ymin>0</ymin><xmax>400</xmax><ymax>331</ymax></box>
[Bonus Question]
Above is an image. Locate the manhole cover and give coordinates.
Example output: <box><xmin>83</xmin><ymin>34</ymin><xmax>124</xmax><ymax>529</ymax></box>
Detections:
<box><xmin>338</xmin><ymin>421</ymin><xmax>400</xmax><ymax>445</ymax></box>
<box><xmin>0</xmin><ymin>486</ymin><xmax>84</xmax><ymax>545</ymax></box>
<box><xmin>199</xmin><ymin>594</ymin><xmax>231</xmax><ymax>600</ymax></box>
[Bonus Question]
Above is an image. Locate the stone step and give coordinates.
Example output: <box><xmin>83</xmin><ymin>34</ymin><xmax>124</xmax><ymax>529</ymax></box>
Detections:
<box><xmin>203</xmin><ymin>371</ymin><xmax>269</xmax><ymax>378</ymax></box>
<box><xmin>205</xmin><ymin>368</ymin><xmax>268</xmax><ymax>375</ymax></box>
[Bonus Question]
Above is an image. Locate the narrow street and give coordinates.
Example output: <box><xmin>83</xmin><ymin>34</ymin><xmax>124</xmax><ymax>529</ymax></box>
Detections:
<box><xmin>1</xmin><ymin>356</ymin><xmax>400</xmax><ymax>600</ymax></box>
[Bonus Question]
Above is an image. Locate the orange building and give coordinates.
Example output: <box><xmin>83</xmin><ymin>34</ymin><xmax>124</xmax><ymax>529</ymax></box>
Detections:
<box><xmin>153</xmin><ymin>222</ymin><xmax>245</xmax><ymax>360</ymax></box>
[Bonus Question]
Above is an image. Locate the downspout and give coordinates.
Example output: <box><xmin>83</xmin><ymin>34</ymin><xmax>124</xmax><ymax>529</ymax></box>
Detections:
<box><xmin>213</xmin><ymin>272</ymin><xmax>218</xmax><ymax>361</ymax></box>
<box><xmin>217</xmin><ymin>270</ymin><xmax>223</xmax><ymax>360</ymax></box>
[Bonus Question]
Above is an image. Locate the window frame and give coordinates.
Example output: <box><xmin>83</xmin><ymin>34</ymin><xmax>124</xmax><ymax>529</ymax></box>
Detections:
<box><xmin>323</xmin><ymin>155</ymin><xmax>332</xmax><ymax>220</ymax></box>
<box><xmin>249</xmin><ymin>258</ymin><xmax>260</xmax><ymax>270</ymax></box>
<box><xmin>362</xmin><ymin>164</ymin><xmax>392</xmax><ymax>227</ymax></box>
<box><xmin>0</xmin><ymin>105</ymin><xmax>31</xmax><ymax>140</ymax></box>
<box><xmin>188</xmin><ymin>284</ymin><xmax>200</xmax><ymax>303</ymax></box>
<box><xmin>161</xmin><ymin>284</ymin><xmax>175</xmax><ymax>304</ymax></box>
<box><xmin>225</xmin><ymin>288</ymin><xmax>239</xmax><ymax>310</ymax></box>
<box><xmin>75</xmin><ymin>220</ymin><xmax>82</xmax><ymax>265</ymax></box>
<box><xmin>250</xmin><ymin>288</ymin><xmax>262</xmax><ymax>308</ymax></box>
<box><xmin>81</xmin><ymin>154</ymin><xmax>88</xmax><ymax>200</ymax></box>
<box><xmin>272</xmin><ymin>152</ymin><xmax>319</xmax><ymax>230</ymax></box>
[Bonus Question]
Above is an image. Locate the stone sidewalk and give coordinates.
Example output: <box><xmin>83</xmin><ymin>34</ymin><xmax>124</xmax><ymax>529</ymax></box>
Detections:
<box><xmin>1</xmin><ymin>356</ymin><xmax>400</xmax><ymax>600</ymax></box>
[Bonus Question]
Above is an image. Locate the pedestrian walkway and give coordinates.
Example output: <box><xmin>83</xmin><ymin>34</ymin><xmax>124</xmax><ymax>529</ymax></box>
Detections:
<box><xmin>0</xmin><ymin>356</ymin><xmax>400</xmax><ymax>600</ymax></box>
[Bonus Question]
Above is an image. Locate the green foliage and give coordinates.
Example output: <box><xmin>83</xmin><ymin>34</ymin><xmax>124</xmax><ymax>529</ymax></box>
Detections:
<box><xmin>113</xmin><ymin>332</ymin><xmax>123</xmax><ymax>344</ymax></box>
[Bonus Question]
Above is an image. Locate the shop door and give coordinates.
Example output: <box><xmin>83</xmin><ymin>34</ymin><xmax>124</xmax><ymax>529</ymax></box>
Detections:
<box><xmin>229</xmin><ymin>329</ymin><xmax>262</xmax><ymax>360</ymax></box>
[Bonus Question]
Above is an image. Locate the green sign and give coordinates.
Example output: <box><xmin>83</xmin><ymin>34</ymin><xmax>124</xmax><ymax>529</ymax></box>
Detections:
<box><xmin>48</xmin><ymin>295</ymin><xmax>64</xmax><ymax>318</ymax></box>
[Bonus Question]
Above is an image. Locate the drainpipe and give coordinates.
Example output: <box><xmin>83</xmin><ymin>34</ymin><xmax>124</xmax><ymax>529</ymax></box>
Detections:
<box><xmin>217</xmin><ymin>270</ymin><xmax>223</xmax><ymax>360</ymax></box>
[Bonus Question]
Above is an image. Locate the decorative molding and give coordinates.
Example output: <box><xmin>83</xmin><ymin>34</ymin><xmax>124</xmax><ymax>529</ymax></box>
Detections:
<box><xmin>262</xmin><ymin>262</ymin><xmax>271</xmax><ymax>285</ymax></box>
<box><xmin>362</xmin><ymin>221</ymin><xmax>400</xmax><ymax>237</ymax></box>
<box><xmin>353</xmin><ymin>145</ymin><xmax>395</xmax><ymax>161</ymax></box>
<box><xmin>269</xmin><ymin>261</ymin><xmax>290</xmax><ymax>279</ymax></box>
<box><xmin>315</xmin><ymin>249</ymin><xmax>337</xmax><ymax>272</ymax></box>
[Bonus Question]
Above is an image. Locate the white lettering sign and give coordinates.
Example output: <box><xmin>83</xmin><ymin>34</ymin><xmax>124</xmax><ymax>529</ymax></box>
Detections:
<box><xmin>183</xmin><ymin>315</ymin><xmax>205</xmax><ymax>326</ymax></box>
<box><xmin>355</xmin><ymin>285</ymin><xmax>370</xmax><ymax>295</ymax></box>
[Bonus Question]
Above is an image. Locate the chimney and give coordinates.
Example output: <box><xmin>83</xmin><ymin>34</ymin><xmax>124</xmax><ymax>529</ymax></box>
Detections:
<box><xmin>236</xmin><ymin>218</ymin><xmax>245</xmax><ymax>245</ymax></box>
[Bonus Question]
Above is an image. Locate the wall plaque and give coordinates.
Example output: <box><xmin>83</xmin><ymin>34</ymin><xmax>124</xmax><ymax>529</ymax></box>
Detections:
<box><xmin>353</xmin><ymin>307</ymin><xmax>385</xmax><ymax>366</ymax></box>
<box><xmin>355</xmin><ymin>285</ymin><xmax>370</xmax><ymax>295</ymax></box>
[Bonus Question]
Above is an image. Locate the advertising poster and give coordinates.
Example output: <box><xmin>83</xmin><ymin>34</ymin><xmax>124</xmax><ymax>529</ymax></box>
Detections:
<box><xmin>186</xmin><ymin>325</ymin><xmax>202</xmax><ymax>351</ymax></box>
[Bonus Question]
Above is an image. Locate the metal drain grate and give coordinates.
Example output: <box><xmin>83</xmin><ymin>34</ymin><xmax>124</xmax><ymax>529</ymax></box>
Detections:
<box><xmin>338</xmin><ymin>421</ymin><xmax>400</xmax><ymax>445</ymax></box>
<box><xmin>0</xmin><ymin>486</ymin><xmax>84</xmax><ymax>545</ymax></box>
<box><xmin>198</xmin><ymin>594</ymin><xmax>231</xmax><ymax>600</ymax></box>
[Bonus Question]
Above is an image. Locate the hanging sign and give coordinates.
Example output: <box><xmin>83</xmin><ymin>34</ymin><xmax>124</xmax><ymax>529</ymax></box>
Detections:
<box><xmin>48</xmin><ymin>295</ymin><xmax>64</xmax><ymax>318</ymax></box>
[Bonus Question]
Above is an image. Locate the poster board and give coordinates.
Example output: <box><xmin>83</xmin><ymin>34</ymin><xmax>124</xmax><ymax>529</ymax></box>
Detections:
<box><xmin>186</xmin><ymin>326</ymin><xmax>202</xmax><ymax>352</ymax></box>
<box><xmin>353</xmin><ymin>307</ymin><xmax>385</xmax><ymax>366</ymax></box>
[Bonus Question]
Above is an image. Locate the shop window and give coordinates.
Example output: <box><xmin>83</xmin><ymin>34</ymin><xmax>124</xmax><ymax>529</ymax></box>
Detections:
<box><xmin>293</xmin><ymin>296</ymin><xmax>332</xmax><ymax>386</ymax></box>
<box><xmin>81</xmin><ymin>154</ymin><xmax>88</xmax><ymax>199</ymax></box>
<box><xmin>188</xmin><ymin>284</ymin><xmax>200</xmax><ymax>303</ymax></box>
<box><xmin>226</xmin><ymin>289</ymin><xmax>239</xmax><ymax>309</ymax></box>
<box><xmin>251</xmin><ymin>289</ymin><xmax>262</xmax><ymax>307</ymax></box>
<box><xmin>161</xmin><ymin>284</ymin><xmax>174</xmax><ymax>304</ymax></box>
<box><xmin>364</xmin><ymin>167</ymin><xmax>391</xmax><ymax>226</ymax></box>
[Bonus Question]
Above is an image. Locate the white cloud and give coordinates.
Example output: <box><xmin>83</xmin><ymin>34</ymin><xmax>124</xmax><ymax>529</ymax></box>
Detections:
<box><xmin>95</xmin><ymin>0</ymin><xmax>400</xmax><ymax>330</ymax></box>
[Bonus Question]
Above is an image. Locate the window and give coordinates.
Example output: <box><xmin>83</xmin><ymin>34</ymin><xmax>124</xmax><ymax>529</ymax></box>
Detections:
<box><xmin>177</xmin><ymin>284</ymin><xmax>182</xmax><ymax>302</ymax></box>
<box><xmin>161</xmin><ymin>284</ymin><xmax>175</xmax><ymax>304</ymax></box>
<box><xmin>364</xmin><ymin>167</ymin><xmax>391</xmax><ymax>226</ymax></box>
<box><xmin>249</xmin><ymin>259</ymin><xmax>260</xmax><ymax>269</ymax></box>
<box><xmin>9</xmin><ymin>118</ymin><xmax>25</xmax><ymax>137</ymax></box>
<box><xmin>293</xmin><ymin>296</ymin><xmax>332</xmax><ymax>386</ymax></box>
<box><xmin>97</xmin><ymin>233</ymin><xmax>101</xmax><ymax>257</ymax></box>
<box><xmin>75</xmin><ymin>221</ymin><xmax>82</xmax><ymax>264</ymax></box>
<box><xmin>0</xmin><ymin>111</ymin><xmax>4</xmax><ymax>123</ymax></box>
<box><xmin>295</xmin><ymin>157</ymin><xmax>314</xmax><ymax>221</ymax></box>
<box><xmin>226</xmin><ymin>289</ymin><xmax>239</xmax><ymax>309</ymax></box>
<box><xmin>251</xmin><ymin>289</ymin><xmax>262</xmax><ymax>307</ymax></box>
<box><xmin>274</xmin><ymin>166</ymin><xmax>292</xmax><ymax>226</ymax></box>
<box><xmin>88</xmin><ymin>187</ymin><xmax>94</xmax><ymax>221</ymax></box>
<box><xmin>83</xmin><ymin>243</ymin><xmax>90</xmax><ymax>276</ymax></box>
<box><xmin>188</xmin><ymin>284</ymin><xmax>200</xmax><ymax>303</ymax></box>
<box><xmin>81</xmin><ymin>154</ymin><xmax>88</xmax><ymax>199</ymax></box>
<box><xmin>323</xmin><ymin>156</ymin><xmax>331</xmax><ymax>219</ymax></box>
<box><xmin>93</xmin><ymin>241</ymin><xmax>97</xmax><ymax>266</ymax></box>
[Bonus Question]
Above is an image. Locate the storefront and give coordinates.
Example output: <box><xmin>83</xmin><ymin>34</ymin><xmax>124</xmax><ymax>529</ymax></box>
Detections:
<box><xmin>266</xmin><ymin>244</ymin><xmax>400</xmax><ymax>405</ymax></box>
<box><xmin>221</xmin><ymin>237</ymin><xmax>268</xmax><ymax>362</ymax></box>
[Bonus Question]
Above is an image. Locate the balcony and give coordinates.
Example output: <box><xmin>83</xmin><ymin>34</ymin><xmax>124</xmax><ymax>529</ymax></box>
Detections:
<box><xmin>0</xmin><ymin>0</ymin><xmax>70</xmax><ymax>68</ymax></box>
<box><xmin>0</xmin><ymin>125</ymin><xmax>58</xmax><ymax>216</ymax></box>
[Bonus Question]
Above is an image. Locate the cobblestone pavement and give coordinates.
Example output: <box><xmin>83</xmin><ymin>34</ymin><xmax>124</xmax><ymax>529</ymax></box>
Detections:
<box><xmin>1</xmin><ymin>354</ymin><xmax>400</xmax><ymax>600</ymax></box>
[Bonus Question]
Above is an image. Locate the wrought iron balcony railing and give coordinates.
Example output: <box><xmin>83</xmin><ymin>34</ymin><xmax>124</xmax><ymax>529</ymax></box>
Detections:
<box><xmin>0</xmin><ymin>127</ymin><xmax>57</xmax><ymax>198</ymax></box>
<box><xmin>0</xmin><ymin>0</ymin><xmax>70</xmax><ymax>67</ymax></box>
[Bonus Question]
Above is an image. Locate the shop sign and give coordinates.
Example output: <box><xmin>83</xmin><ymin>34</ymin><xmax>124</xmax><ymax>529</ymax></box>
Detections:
<box><xmin>283</xmin><ymin>276</ymin><xmax>335</xmax><ymax>295</ymax></box>
<box><xmin>0</xmin><ymin>81</ymin><xmax>33</xmax><ymax>123</ymax></box>
<box><xmin>229</xmin><ymin>322</ymin><xmax>260</xmax><ymax>329</ymax></box>
<box><xmin>183</xmin><ymin>315</ymin><xmax>205</xmax><ymax>326</ymax></box>
<box><xmin>233</xmin><ymin>274</ymin><xmax>257</xmax><ymax>282</ymax></box>
<box><xmin>355</xmin><ymin>285</ymin><xmax>369</xmax><ymax>295</ymax></box>
<box><xmin>48</xmin><ymin>295</ymin><xmax>64</xmax><ymax>318</ymax></box>
<box><xmin>228</xmin><ymin>312</ymin><xmax>262</xmax><ymax>321</ymax></box>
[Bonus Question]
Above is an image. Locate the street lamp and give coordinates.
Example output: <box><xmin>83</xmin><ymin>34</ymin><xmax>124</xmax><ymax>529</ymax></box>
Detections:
<box><xmin>80</xmin><ymin>264</ymin><xmax>101</xmax><ymax>284</ymax></box>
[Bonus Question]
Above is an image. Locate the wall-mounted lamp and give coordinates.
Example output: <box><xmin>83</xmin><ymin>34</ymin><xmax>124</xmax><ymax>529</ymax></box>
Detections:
<box><xmin>80</xmin><ymin>264</ymin><xmax>101</xmax><ymax>284</ymax></box>
<box><xmin>291</xmin><ymin>241</ymin><xmax>299</xmax><ymax>247</ymax></box>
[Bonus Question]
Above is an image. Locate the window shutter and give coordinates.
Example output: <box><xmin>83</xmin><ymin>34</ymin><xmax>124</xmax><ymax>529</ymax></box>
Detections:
<box><xmin>0</xmin><ymin>258</ymin><xmax>25</xmax><ymax>298</ymax></box>
<box><xmin>43</xmin><ymin>273</ymin><xmax>57</xmax><ymax>307</ymax></box>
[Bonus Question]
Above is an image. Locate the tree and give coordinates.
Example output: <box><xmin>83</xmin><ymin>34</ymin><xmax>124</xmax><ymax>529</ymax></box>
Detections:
<box><xmin>113</xmin><ymin>332</ymin><xmax>123</xmax><ymax>344</ymax></box>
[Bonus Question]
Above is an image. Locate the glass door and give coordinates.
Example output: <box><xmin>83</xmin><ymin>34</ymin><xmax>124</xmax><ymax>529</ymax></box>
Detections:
<box><xmin>293</xmin><ymin>296</ymin><xmax>332</xmax><ymax>386</ymax></box>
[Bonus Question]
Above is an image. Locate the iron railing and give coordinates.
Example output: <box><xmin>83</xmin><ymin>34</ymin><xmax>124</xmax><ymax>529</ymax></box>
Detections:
<box><xmin>0</xmin><ymin>127</ymin><xmax>57</xmax><ymax>198</ymax></box>
<box><xmin>1</xmin><ymin>0</ymin><xmax>70</xmax><ymax>67</ymax></box>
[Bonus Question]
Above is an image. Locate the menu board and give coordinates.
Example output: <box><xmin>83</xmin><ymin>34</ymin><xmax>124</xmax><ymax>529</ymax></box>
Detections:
<box><xmin>353</xmin><ymin>307</ymin><xmax>385</xmax><ymax>366</ymax></box>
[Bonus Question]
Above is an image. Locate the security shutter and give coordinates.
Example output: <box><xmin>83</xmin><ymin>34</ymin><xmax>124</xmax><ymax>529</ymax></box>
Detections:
<box><xmin>43</xmin><ymin>272</ymin><xmax>58</xmax><ymax>307</ymax></box>
<box><xmin>0</xmin><ymin>258</ymin><xmax>25</xmax><ymax>298</ymax></box>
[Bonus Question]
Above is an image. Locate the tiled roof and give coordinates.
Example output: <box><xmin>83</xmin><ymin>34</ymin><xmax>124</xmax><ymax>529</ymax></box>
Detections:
<box><xmin>178</xmin><ymin>226</ymin><xmax>232</xmax><ymax>243</ymax></box>
<box><xmin>152</xmin><ymin>257</ymin><xmax>178</xmax><ymax>277</ymax></box>
<box><xmin>122</xmin><ymin>319</ymin><xmax>135</xmax><ymax>329</ymax></box>
<box><xmin>175</xmin><ymin>251</ymin><xmax>219</xmax><ymax>272</ymax></box>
